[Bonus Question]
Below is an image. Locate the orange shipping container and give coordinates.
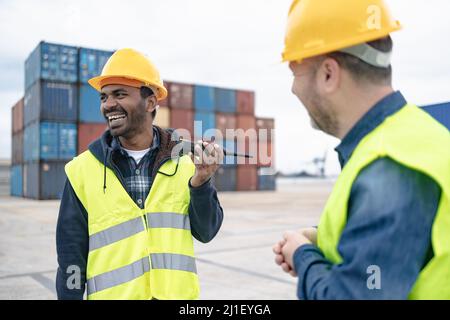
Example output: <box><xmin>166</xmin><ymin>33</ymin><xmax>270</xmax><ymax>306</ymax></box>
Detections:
<box><xmin>237</xmin><ymin>165</ymin><xmax>258</xmax><ymax>191</ymax></box>
<box><xmin>257</xmin><ymin>141</ymin><xmax>274</xmax><ymax>167</ymax></box>
<box><xmin>256</xmin><ymin>117</ymin><xmax>275</xmax><ymax>142</ymax></box>
<box><xmin>216</xmin><ymin>113</ymin><xmax>236</xmax><ymax>139</ymax></box>
<box><xmin>78</xmin><ymin>123</ymin><xmax>107</xmax><ymax>154</ymax></box>
<box><xmin>236</xmin><ymin>90</ymin><xmax>255</xmax><ymax>115</ymax></box>
<box><xmin>158</xmin><ymin>81</ymin><xmax>171</xmax><ymax>107</ymax></box>
<box><xmin>170</xmin><ymin>108</ymin><xmax>194</xmax><ymax>140</ymax></box>
<box><xmin>12</xmin><ymin>98</ymin><xmax>24</xmax><ymax>134</ymax></box>
<box><xmin>169</xmin><ymin>82</ymin><xmax>193</xmax><ymax>109</ymax></box>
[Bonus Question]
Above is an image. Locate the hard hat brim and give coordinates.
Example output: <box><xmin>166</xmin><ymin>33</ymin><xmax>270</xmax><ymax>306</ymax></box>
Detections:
<box><xmin>88</xmin><ymin>75</ymin><xmax>168</xmax><ymax>101</ymax></box>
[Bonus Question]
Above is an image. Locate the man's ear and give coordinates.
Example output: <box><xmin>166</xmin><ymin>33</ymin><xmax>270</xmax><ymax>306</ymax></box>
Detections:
<box><xmin>146</xmin><ymin>95</ymin><xmax>158</xmax><ymax>113</ymax></box>
<box><xmin>316</xmin><ymin>57</ymin><xmax>341</xmax><ymax>94</ymax></box>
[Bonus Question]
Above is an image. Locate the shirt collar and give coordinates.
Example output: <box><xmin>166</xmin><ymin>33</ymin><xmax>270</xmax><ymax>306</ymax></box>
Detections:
<box><xmin>335</xmin><ymin>91</ymin><xmax>407</xmax><ymax>168</ymax></box>
<box><xmin>112</xmin><ymin>126</ymin><xmax>160</xmax><ymax>157</ymax></box>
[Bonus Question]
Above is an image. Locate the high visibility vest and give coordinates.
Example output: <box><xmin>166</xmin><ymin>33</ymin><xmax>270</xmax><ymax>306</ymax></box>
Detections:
<box><xmin>317</xmin><ymin>104</ymin><xmax>450</xmax><ymax>299</ymax></box>
<box><xmin>65</xmin><ymin>151</ymin><xmax>199</xmax><ymax>300</ymax></box>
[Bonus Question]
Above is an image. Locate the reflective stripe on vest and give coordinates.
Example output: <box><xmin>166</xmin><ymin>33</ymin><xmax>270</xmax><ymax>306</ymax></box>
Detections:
<box><xmin>87</xmin><ymin>253</ymin><xmax>196</xmax><ymax>295</ymax></box>
<box><xmin>317</xmin><ymin>104</ymin><xmax>450</xmax><ymax>299</ymax></box>
<box><xmin>89</xmin><ymin>213</ymin><xmax>190</xmax><ymax>252</ymax></box>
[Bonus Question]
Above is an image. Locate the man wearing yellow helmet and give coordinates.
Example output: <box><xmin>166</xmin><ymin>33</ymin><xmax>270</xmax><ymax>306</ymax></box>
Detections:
<box><xmin>56</xmin><ymin>48</ymin><xmax>224</xmax><ymax>299</ymax></box>
<box><xmin>273</xmin><ymin>0</ymin><xmax>450</xmax><ymax>299</ymax></box>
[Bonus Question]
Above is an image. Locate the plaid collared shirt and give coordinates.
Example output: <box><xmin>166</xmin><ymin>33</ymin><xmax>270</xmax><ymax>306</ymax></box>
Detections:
<box><xmin>110</xmin><ymin>127</ymin><xmax>160</xmax><ymax>209</ymax></box>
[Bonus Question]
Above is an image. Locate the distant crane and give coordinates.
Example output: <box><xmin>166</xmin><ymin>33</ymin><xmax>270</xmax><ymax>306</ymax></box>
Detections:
<box><xmin>312</xmin><ymin>149</ymin><xmax>328</xmax><ymax>178</ymax></box>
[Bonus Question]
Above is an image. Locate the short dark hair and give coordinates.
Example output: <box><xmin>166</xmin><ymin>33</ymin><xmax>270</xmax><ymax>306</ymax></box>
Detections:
<box><xmin>140</xmin><ymin>86</ymin><xmax>157</xmax><ymax>119</ymax></box>
<box><xmin>326</xmin><ymin>36</ymin><xmax>393</xmax><ymax>85</ymax></box>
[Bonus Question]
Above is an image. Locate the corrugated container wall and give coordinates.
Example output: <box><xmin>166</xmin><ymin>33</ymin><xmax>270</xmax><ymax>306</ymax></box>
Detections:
<box><xmin>236</xmin><ymin>90</ymin><xmax>255</xmax><ymax>115</ymax></box>
<box><xmin>79</xmin><ymin>48</ymin><xmax>114</xmax><ymax>83</ymax></box>
<box><xmin>12</xmin><ymin>98</ymin><xmax>24</xmax><ymax>134</ymax></box>
<box><xmin>257</xmin><ymin>141</ymin><xmax>274</xmax><ymax>167</ymax></box>
<box><xmin>194</xmin><ymin>111</ymin><xmax>217</xmax><ymax>139</ymax></box>
<box><xmin>24</xmin><ymin>121</ymin><xmax>77</xmax><ymax>161</ymax></box>
<box><xmin>256</xmin><ymin>117</ymin><xmax>275</xmax><ymax>142</ymax></box>
<box><xmin>23</xmin><ymin>161</ymin><xmax>67</xmax><ymax>200</ymax></box>
<box><xmin>216</xmin><ymin>113</ymin><xmax>237</xmax><ymax>139</ymax></box>
<box><xmin>170</xmin><ymin>109</ymin><xmax>194</xmax><ymax>140</ymax></box>
<box><xmin>169</xmin><ymin>82</ymin><xmax>193</xmax><ymax>109</ymax></box>
<box><xmin>10</xmin><ymin>165</ymin><xmax>23</xmax><ymax>197</ymax></box>
<box><xmin>194</xmin><ymin>85</ymin><xmax>215</xmax><ymax>111</ymax></box>
<box><xmin>78</xmin><ymin>123</ymin><xmax>107</xmax><ymax>154</ymax></box>
<box><xmin>25</xmin><ymin>42</ymin><xmax>78</xmax><ymax>90</ymax></box>
<box><xmin>158</xmin><ymin>81</ymin><xmax>171</xmax><ymax>108</ymax></box>
<box><xmin>215</xmin><ymin>88</ymin><xmax>236</xmax><ymax>113</ymax></box>
<box><xmin>257</xmin><ymin>167</ymin><xmax>276</xmax><ymax>191</ymax></box>
<box><xmin>213</xmin><ymin>166</ymin><xmax>237</xmax><ymax>192</ymax></box>
<box><xmin>24</xmin><ymin>80</ymin><xmax>78</xmax><ymax>126</ymax></box>
<box><xmin>422</xmin><ymin>103</ymin><xmax>450</xmax><ymax>130</ymax></box>
<box><xmin>79</xmin><ymin>84</ymin><xmax>103</xmax><ymax>123</ymax></box>
<box><xmin>12</xmin><ymin>131</ymin><xmax>24</xmax><ymax>165</ymax></box>
<box><xmin>237</xmin><ymin>165</ymin><xmax>258</xmax><ymax>191</ymax></box>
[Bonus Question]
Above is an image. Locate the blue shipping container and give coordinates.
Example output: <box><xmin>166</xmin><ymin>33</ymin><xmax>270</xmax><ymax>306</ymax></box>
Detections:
<box><xmin>10</xmin><ymin>165</ymin><xmax>23</xmax><ymax>197</ymax></box>
<box><xmin>212</xmin><ymin>166</ymin><xmax>237</xmax><ymax>192</ymax></box>
<box><xmin>24</xmin><ymin>80</ymin><xmax>78</xmax><ymax>126</ymax></box>
<box><xmin>79</xmin><ymin>48</ymin><xmax>114</xmax><ymax>83</ymax></box>
<box><xmin>25</xmin><ymin>41</ymin><xmax>78</xmax><ymax>90</ymax></box>
<box><xmin>194</xmin><ymin>85</ymin><xmax>215</xmax><ymax>111</ymax></box>
<box><xmin>24</xmin><ymin>121</ymin><xmax>77</xmax><ymax>161</ymax></box>
<box><xmin>79</xmin><ymin>84</ymin><xmax>104</xmax><ymax>123</ymax></box>
<box><xmin>219</xmin><ymin>139</ymin><xmax>237</xmax><ymax>166</ymax></box>
<box><xmin>194</xmin><ymin>111</ymin><xmax>217</xmax><ymax>139</ymax></box>
<box><xmin>23</xmin><ymin>161</ymin><xmax>67</xmax><ymax>200</ymax></box>
<box><xmin>215</xmin><ymin>88</ymin><xmax>236</xmax><ymax>113</ymax></box>
<box><xmin>422</xmin><ymin>102</ymin><xmax>450</xmax><ymax>131</ymax></box>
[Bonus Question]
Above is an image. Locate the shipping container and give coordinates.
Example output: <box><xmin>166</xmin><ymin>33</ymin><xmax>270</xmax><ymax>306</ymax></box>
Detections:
<box><xmin>212</xmin><ymin>166</ymin><xmax>237</xmax><ymax>192</ymax></box>
<box><xmin>79</xmin><ymin>83</ymin><xmax>104</xmax><ymax>123</ymax></box>
<box><xmin>194</xmin><ymin>111</ymin><xmax>218</xmax><ymax>140</ymax></box>
<box><xmin>169</xmin><ymin>82</ymin><xmax>193</xmax><ymax>109</ymax></box>
<box><xmin>12</xmin><ymin>98</ymin><xmax>24</xmax><ymax>134</ymax></box>
<box><xmin>12</xmin><ymin>131</ymin><xmax>24</xmax><ymax>165</ymax></box>
<box><xmin>236</xmin><ymin>90</ymin><xmax>255</xmax><ymax>115</ymax></box>
<box><xmin>236</xmin><ymin>136</ymin><xmax>259</xmax><ymax>165</ymax></box>
<box><xmin>237</xmin><ymin>114</ymin><xmax>257</xmax><ymax>132</ymax></box>
<box><xmin>221</xmin><ymin>139</ymin><xmax>237</xmax><ymax>166</ymax></box>
<box><xmin>257</xmin><ymin>167</ymin><xmax>276</xmax><ymax>191</ymax></box>
<box><xmin>170</xmin><ymin>108</ymin><xmax>194</xmax><ymax>140</ymax></box>
<box><xmin>24</xmin><ymin>121</ymin><xmax>77</xmax><ymax>161</ymax></box>
<box><xmin>422</xmin><ymin>102</ymin><xmax>450</xmax><ymax>130</ymax></box>
<box><xmin>194</xmin><ymin>85</ymin><xmax>215</xmax><ymax>111</ymax></box>
<box><xmin>78</xmin><ymin>123</ymin><xmax>107</xmax><ymax>154</ymax></box>
<box><xmin>24</xmin><ymin>80</ymin><xmax>78</xmax><ymax>126</ymax></box>
<box><xmin>216</xmin><ymin>113</ymin><xmax>237</xmax><ymax>139</ymax></box>
<box><xmin>79</xmin><ymin>47</ymin><xmax>114</xmax><ymax>83</ymax></box>
<box><xmin>256</xmin><ymin>117</ymin><xmax>275</xmax><ymax>142</ymax></box>
<box><xmin>158</xmin><ymin>81</ymin><xmax>171</xmax><ymax>108</ymax></box>
<box><xmin>10</xmin><ymin>165</ymin><xmax>23</xmax><ymax>197</ymax></box>
<box><xmin>23</xmin><ymin>161</ymin><xmax>67</xmax><ymax>200</ymax></box>
<box><xmin>215</xmin><ymin>88</ymin><xmax>236</xmax><ymax>113</ymax></box>
<box><xmin>257</xmin><ymin>141</ymin><xmax>274</xmax><ymax>167</ymax></box>
<box><xmin>25</xmin><ymin>41</ymin><xmax>78</xmax><ymax>90</ymax></box>
<box><xmin>236</xmin><ymin>165</ymin><xmax>258</xmax><ymax>191</ymax></box>
<box><xmin>153</xmin><ymin>106</ymin><xmax>170</xmax><ymax>128</ymax></box>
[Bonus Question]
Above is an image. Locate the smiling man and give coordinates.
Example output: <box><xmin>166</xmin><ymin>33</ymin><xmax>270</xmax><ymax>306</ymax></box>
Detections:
<box><xmin>56</xmin><ymin>48</ymin><xmax>224</xmax><ymax>300</ymax></box>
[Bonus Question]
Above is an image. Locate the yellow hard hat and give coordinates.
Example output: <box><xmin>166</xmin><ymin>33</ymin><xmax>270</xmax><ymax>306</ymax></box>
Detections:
<box><xmin>282</xmin><ymin>0</ymin><xmax>401</xmax><ymax>64</ymax></box>
<box><xmin>88</xmin><ymin>48</ymin><xmax>168</xmax><ymax>101</ymax></box>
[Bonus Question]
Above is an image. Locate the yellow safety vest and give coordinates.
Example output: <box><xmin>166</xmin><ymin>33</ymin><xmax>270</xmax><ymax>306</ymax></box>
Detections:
<box><xmin>65</xmin><ymin>151</ymin><xmax>199</xmax><ymax>300</ymax></box>
<box><xmin>317</xmin><ymin>104</ymin><xmax>450</xmax><ymax>299</ymax></box>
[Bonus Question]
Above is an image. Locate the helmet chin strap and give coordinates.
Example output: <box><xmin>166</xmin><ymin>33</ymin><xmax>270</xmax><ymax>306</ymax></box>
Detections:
<box><xmin>338</xmin><ymin>43</ymin><xmax>392</xmax><ymax>68</ymax></box>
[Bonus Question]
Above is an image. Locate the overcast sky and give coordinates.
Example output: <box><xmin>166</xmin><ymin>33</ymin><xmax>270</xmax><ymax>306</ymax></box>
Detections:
<box><xmin>1</xmin><ymin>0</ymin><xmax>449</xmax><ymax>174</ymax></box>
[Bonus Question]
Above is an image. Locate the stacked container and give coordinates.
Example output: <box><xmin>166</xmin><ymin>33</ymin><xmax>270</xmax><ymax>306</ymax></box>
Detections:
<box><xmin>11</xmin><ymin>98</ymin><xmax>24</xmax><ymax>196</ymax></box>
<box><xmin>77</xmin><ymin>47</ymin><xmax>114</xmax><ymax>154</ymax></box>
<box><xmin>22</xmin><ymin>42</ymin><xmax>79</xmax><ymax>199</ymax></box>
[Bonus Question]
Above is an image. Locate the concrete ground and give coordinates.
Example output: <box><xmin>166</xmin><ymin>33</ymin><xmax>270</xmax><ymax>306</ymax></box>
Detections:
<box><xmin>0</xmin><ymin>178</ymin><xmax>334</xmax><ymax>300</ymax></box>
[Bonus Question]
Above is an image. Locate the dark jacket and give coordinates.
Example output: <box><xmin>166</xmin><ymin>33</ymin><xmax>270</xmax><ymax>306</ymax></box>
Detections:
<box><xmin>56</xmin><ymin>126</ymin><xmax>223</xmax><ymax>299</ymax></box>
